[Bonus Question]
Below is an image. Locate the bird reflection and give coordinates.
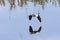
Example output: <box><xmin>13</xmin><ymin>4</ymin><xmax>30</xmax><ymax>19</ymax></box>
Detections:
<box><xmin>29</xmin><ymin>26</ymin><xmax>42</xmax><ymax>34</ymax></box>
<box><xmin>29</xmin><ymin>13</ymin><xmax>41</xmax><ymax>22</ymax></box>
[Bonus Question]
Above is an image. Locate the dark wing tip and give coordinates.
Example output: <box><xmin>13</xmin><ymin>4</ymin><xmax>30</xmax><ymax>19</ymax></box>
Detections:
<box><xmin>29</xmin><ymin>26</ymin><xmax>33</xmax><ymax>33</ymax></box>
<box><xmin>29</xmin><ymin>15</ymin><xmax>32</xmax><ymax>20</ymax></box>
<box><xmin>38</xmin><ymin>26</ymin><xmax>42</xmax><ymax>32</ymax></box>
<box><xmin>37</xmin><ymin>15</ymin><xmax>41</xmax><ymax>22</ymax></box>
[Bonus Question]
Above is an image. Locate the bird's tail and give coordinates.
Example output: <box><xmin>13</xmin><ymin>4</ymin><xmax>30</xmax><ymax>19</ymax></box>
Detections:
<box><xmin>38</xmin><ymin>26</ymin><xmax>42</xmax><ymax>32</ymax></box>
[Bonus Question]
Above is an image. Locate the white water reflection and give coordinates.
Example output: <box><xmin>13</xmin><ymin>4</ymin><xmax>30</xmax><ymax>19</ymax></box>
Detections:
<box><xmin>0</xmin><ymin>0</ymin><xmax>60</xmax><ymax>40</ymax></box>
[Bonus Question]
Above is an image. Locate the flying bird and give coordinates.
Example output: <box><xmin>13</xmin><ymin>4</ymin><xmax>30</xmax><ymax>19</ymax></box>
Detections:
<box><xmin>28</xmin><ymin>13</ymin><xmax>41</xmax><ymax>22</ymax></box>
<box><xmin>29</xmin><ymin>26</ymin><xmax>42</xmax><ymax>34</ymax></box>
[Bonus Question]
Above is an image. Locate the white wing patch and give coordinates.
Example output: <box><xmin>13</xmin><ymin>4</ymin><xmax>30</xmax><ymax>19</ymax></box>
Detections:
<box><xmin>35</xmin><ymin>14</ymin><xmax>38</xmax><ymax>17</ymax></box>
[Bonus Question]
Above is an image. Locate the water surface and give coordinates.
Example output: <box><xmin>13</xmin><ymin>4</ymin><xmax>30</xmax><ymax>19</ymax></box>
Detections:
<box><xmin>0</xmin><ymin>0</ymin><xmax>60</xmax><ymax>40</ymax></box>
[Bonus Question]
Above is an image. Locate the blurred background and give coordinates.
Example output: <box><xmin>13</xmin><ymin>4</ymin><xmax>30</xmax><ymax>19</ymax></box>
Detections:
<box><xmin>0</xmin><ymin>0</ymin><xmax>60</xmax><ymax>40</ymax></box>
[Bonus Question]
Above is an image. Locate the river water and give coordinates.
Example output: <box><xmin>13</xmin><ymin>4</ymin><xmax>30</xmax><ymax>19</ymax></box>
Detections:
<box><xmin>0</xmin><ymin>0</ymin><xmax>60</xmax><ymax>40</ymax></box>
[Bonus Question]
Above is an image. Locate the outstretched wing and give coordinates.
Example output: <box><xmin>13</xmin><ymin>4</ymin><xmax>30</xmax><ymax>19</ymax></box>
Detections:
<box><xmin>29</xmin><ymin>26</ymin><xmax>33</xmax><ymax>33</ymax></box>
<box><xmin>38</xmin><ymin>26</ymin><xmax>42</xmax><ymax>32</ymax></box>
<box><xmin>37</xmin><ymin>15</ymin><xmax>41</xmax><ymax>22</ymax></box>
<box><xmin>29</xmin><ymin>15</ymin><xmax>32</xmax><ymax>20</ymax></box>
